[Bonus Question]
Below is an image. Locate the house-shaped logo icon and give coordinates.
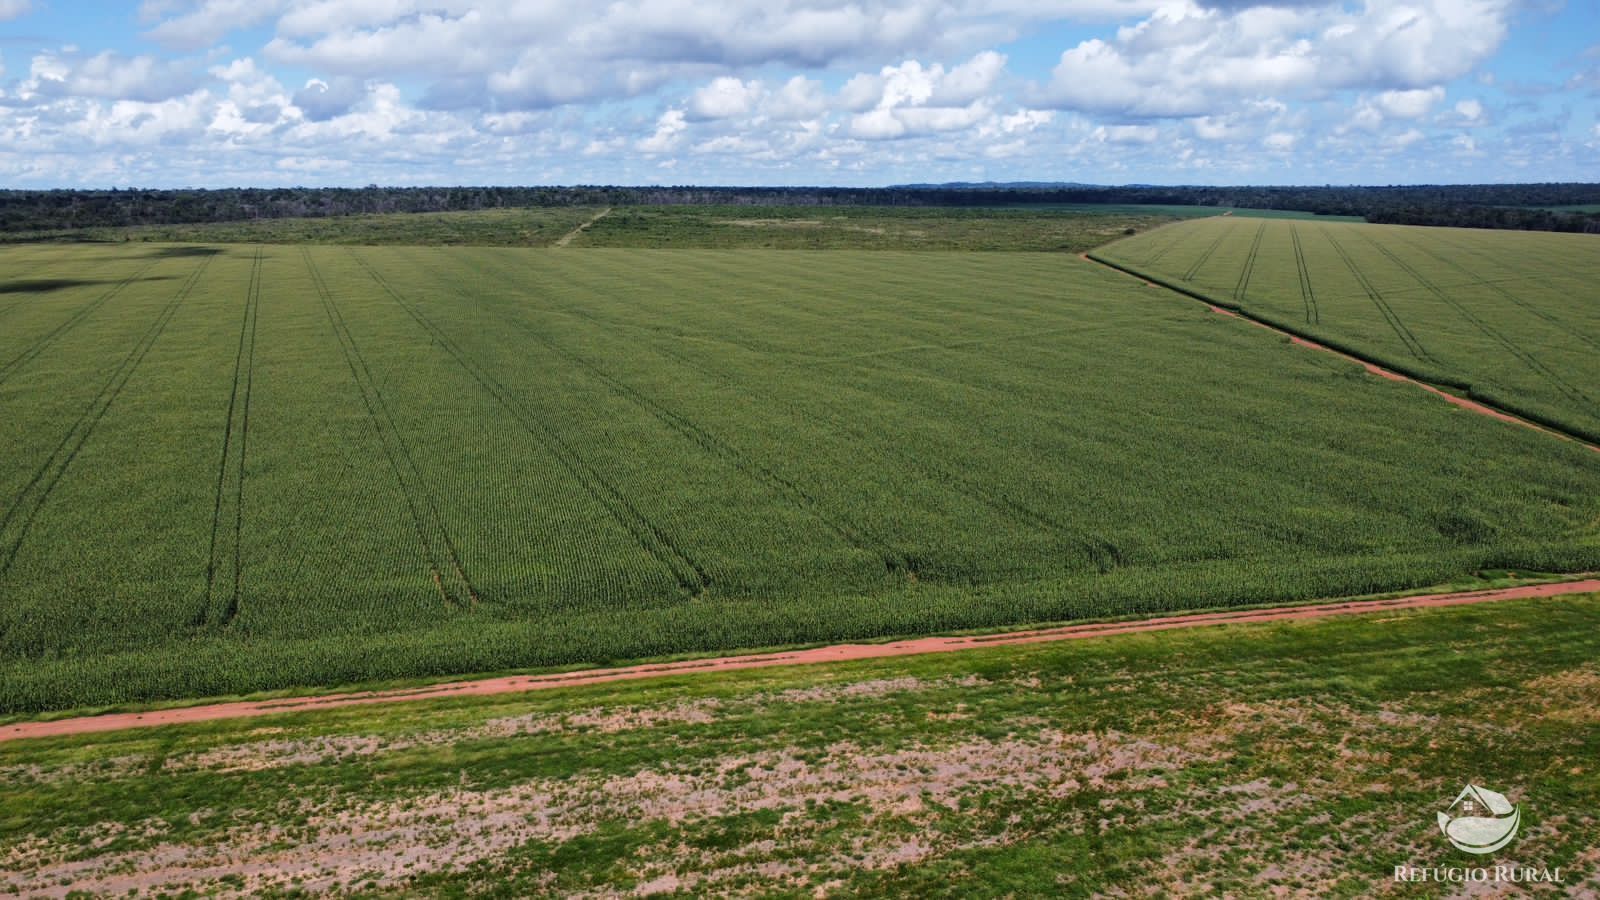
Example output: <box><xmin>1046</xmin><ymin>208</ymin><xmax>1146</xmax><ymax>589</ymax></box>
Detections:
<box><xmin>1438</xmin><ymin>784</ymin><xmax>1521</xmax><ymax>855</ymax></box>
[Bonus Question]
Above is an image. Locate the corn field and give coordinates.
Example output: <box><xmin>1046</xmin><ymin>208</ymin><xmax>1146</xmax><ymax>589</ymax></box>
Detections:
<box><xmin>1</xmin><ymin>240</ymin><xmax>1598</xmax><ymax>711</ymax></box>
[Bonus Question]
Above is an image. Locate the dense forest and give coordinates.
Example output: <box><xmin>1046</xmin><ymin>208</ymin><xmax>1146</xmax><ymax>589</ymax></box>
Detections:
<box><xmin>2</xmin><ymin>183</ymin><xmax>1598</xmax><ymax>235</ymax></box>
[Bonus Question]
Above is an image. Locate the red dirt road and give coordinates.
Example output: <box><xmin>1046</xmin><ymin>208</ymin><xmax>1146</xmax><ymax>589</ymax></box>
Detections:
<box><xmin>4</xmin><ymin>579</ymin><xmax>1596</xmax><ymax>744</ymax></box>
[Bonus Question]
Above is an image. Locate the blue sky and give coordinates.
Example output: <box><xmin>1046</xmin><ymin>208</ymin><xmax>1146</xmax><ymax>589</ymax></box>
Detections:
<box><xmin>0</xmin><ymin>0</ymin><xmax>1595</xmax><ymax>188</ymax></box>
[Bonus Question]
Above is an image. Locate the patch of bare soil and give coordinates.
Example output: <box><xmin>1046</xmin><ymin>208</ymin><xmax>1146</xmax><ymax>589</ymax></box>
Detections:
<box><xmin>0</xmin><ymin>730</ymin><xmax>1202</xmax><ymax>896</ymax></box>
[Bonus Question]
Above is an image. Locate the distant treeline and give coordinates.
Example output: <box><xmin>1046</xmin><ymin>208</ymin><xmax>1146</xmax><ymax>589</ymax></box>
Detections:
<box><xmin>3</xmin><ymin>183</ymin><xmax>1599</xmax><ymax>234</ymax></box>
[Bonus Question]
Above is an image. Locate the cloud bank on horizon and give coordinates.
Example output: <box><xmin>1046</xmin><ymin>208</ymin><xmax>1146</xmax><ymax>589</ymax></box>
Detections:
<box><xmin>0</xmin><ymin>0</ymin><xmax>1595</xmax><ymax>187</ymax></box>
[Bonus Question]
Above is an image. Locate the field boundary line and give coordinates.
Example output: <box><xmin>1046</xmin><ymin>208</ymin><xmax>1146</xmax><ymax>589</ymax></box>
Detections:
<box><xmin>553</xmin><ymin>207</ymin><xmax>612</xmax><ymax>248</ymax></box>
<box><xmin>5</xmin><ymin>577</ymin><xmax>1597</xmax><ymax>743</ymax></box>
<box><xmin>301</xmin><ymin>249</ymin><xmax>478</xmax><ymax>608</ymax></box>
<box><xmin>0</xmin><ymin>254</ymin><xmax>215</xmax><ymax>575</ymax></box>
<box><xmin>199</xmin><ymin>248</ymin><xmax>263</xmax><ymax>627</ymax></box>
<box><xmin>345</xmin><ymin>249</ymin><xmax>711</xmax><ymax>597</ymax></box>
<box><xmin>1082</xmin><ymin>252</ymin><xmax>1600</xmax><ymax>454</ymax></box>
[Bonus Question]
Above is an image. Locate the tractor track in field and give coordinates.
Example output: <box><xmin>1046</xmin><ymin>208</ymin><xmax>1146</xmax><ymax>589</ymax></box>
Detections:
<box><xmin>1082</xmin><ymin>252</ymin><xmax>1600</xmax><ymax>454</ymax></box>
<box><xmin>459</xmin><ymin>252</ymin><xmax>1126</xmax><ymax>576</ymax></box>
<box><xmin>1355</xmin><ymin>233</ymin><xmax>1593</xmax><ymax>409</ymax></box>
<box><xmin>4</xmin><ymin>577</ymin><xmax>1597</xmax><ymax>743</ymax></box>
<box><xmin>198</xmin><ymin>248</ymin><xmax>263</xmax><ymax>628</ymax></box>
<box><xmin>1388</xmin><ymin>232</ymin><xmax>1600</xmax><ymax>356</ymax></box>
<box><xmin>487</xmin><ymin>301</ymin><xmax>891</xmax><ymax>562</ymax></box>
<box><xmin>0</xmin><ymin>258</ymin><xmax>162</xmax><ymax>390</ymax></box>
<box><xmin>1233</xmin><ymin>222</ymin><xmax>1266</xmax><ymax>302</ymax></box>
<box><xmin>1181</xmin><ymin>227</ymin><xmax>1231</xmax><ymax>282</ymax></box>
<box><xmin>1289</xmin><ymin>226</ymin><xmax>1320</xmax><ymax>324</ymax></box>
<box><xmin>0</xmin><ymin>255</ymin><xmax>214</xmax><ymax>576</ymax></box>
<box><xmin>346</xmin><ymin>249</ymin><xmax>711</xmax><ymax>598</ymax></box>
<box><xmin>1142</xmin><ymin>220</ymin><xmax>1191</xmax><ymax>265</ymax></box>
<box><xmin>1320</xmin><ymin>229</ymin><xmax>1434</xmax><ymax>364</ymax></box>
<box><xmin>303</xmin><ymin>249</ymin><xmax>478</xmax><ymax>610</ymax></box>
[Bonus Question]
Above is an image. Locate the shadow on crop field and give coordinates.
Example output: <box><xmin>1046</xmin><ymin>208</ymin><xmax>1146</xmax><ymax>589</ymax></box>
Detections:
<box><xmin>1</xmin><ymin>278</ymin><xmax>112</xmax><ymax>294</ymax></box>
<box><xmin>0</xmin><ymin>275</ymin><xmax>181</xmax><ymax>295</ymax></box>
<box><xmin>143</xmin><ymin>245</ymin><xmax>225</xmax><ymax>258</ymax></box>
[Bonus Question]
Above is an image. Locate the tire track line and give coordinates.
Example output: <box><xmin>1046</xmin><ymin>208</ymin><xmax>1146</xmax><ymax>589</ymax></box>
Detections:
<box><xmin>0</xmin><ymin>255</ymin><xmax>213</xmax><ymax>576</ymax></box>
<box><xmin>1386</xmin><ymin>233</ymin><xmax>1600</xmax><ymax>356</ymax></box>
<box><xmin>1357</xmin><ymin>234</ymin><xmax>1591</xmax><ymax>408</ymax></box>
<box><xmin>1320</xmin><ymin>229</ymin><xmax>1433</xmax><ymax>362</ymax></box>
<box><xmin>0</xmin><ymin>258</ymin><xmax>162</xmax><ymax>389</ymax></box>
<box><xmin>1181</xmin><ymin>225</ymin><xmax>1232</xmax><ymax>283</ymax></box>
<box><xmin>1143</xmin><ymin>219</ymin><xmax>1196</xmax><ymax>265</ymax></box>
<box><xmin>565</xmin><ymin>254</ymin><xmax>1136</xmax><ymax>570</ymax></box>
<box><xmin>445</xmin><ymin>255</ymin><xmax>913</xmax><ymax>574</ymax></box>
<box><xmin>345</xmin><ymin>249</ymin><xmax>708</xmax><ymax>598</ymax></box>
<box><xmin>463</xmin><ymin>252</ymin><xmax>1125</xmax><ymax>577</ymax></box>
<box><xmin>198</xmin><ymin>248</ymin><xmax>263</xmax><ymax>628</ymax></box>
<box><xmin>1233</xmin><ymin>222</ymin><xmax>1266</xmax><ymax>302</ymax></box>
<box><xmin>1083</xmin><ymin>252</ymin><xmax>1600</xmax><ymax>454</ymax></box>
<box><xmin>1289</xmin><ymin>226</ymin><xmax>1320</xmax><ymax>324</ymax></box>
<box><xmin>302</xmin><ymin>249</ymin><xmax>477</xmax><ymax>609</ymax></box>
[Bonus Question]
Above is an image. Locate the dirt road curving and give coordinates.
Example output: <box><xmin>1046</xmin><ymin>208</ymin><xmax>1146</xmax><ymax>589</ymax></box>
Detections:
<box><xmin>3</xmin><ymin>578</ymin><xmax>1596</xmax><ymax>744</ymax></box>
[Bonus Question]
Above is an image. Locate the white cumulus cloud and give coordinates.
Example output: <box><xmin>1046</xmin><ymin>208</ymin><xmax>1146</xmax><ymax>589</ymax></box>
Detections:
<box><xmin>1045</xmin><ymin>0</ymin><xmax>1514</xmax><ymax>119</ymax></box>
<box><xmin>1375</xmin><ymin>86</ymin><xmax>1444</xmax><ymax>120</ymax></box>
<box><xmin>637</xmin><ymin>107</ymin><xmax>687</xmax><ymax>152</ymax></box>
<box><xmin>689</xmin><ymin>77</ymin><xmax>763</xmax><ymax>120</ymax></box>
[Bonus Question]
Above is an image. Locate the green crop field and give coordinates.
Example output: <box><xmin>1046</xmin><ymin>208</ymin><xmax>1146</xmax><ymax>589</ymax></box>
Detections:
<box><xmin>2</xmin><ymin>241</ymin><xmax>1600</xmax><ymax>713</ymax></box>
<box><xmin>1092</xmin><ymin>217</ymin><xmax>1600</xmax><ymax>443</ymax></box>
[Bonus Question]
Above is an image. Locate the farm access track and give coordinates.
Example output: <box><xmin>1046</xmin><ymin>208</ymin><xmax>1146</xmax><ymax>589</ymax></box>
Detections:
<box><xmin>3</xmin><ymin>577</ymin><xmax>1597</xmax><ymax>743</ymax></box>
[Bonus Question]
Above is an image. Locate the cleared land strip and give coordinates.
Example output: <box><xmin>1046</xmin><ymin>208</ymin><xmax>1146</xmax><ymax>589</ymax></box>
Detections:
<box><xmin>553</xmin><ymin>206</ymin><xmax>612</xmax><ymax>247</ymax></box>
<box><xmin>4</xmin><ymin>578</ymin><xmax>1595</xmax><ymax>743</ymax></box>
<box><xmin>1084</xmin><ymin>253</ymin><xmax>1600</xmax><ymax>454</ymax></box>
